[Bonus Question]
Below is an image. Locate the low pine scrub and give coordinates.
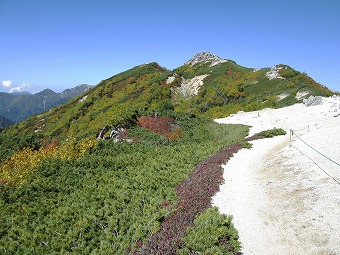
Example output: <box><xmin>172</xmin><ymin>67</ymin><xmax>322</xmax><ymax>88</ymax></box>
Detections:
<box><xmin>0</xmin><ymin>115</ymin><xmax>248</xmax><ymax>254</ymax></box>
<box><xmin>252</xmin><ymin>128</ymin><xmax>287</xmax><ymax>138</ymax></box>
<box><xmin>179</xmin><ymin>207</ymin><xmax>240</xmax><ymax>255</ymax></box>
<box><xmin>140</xmin><ymin>142</ymin><xmax>243</xmax><ymax>254</ymax></box>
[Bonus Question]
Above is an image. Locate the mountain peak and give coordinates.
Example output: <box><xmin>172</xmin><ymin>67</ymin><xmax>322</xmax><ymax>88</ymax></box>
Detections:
<box><xmin>36</xmin><ymin>88</ymin><xmax>57</xmax><ymax>96</ymax></box>
<box><xmin>185</xmin><ymin>52</ymin><xmax>228</xmax><ymax>66</ymax></box>
<box><xmin>60</xmin><ymin>84</ymin><xmax>93</xmax><ymax>96</ymax></box>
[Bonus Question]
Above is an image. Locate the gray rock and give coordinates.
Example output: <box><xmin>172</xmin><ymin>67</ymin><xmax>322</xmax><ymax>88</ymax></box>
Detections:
<box><xmin>265</xmin><ymin>64</ymin><xmax>286</xmax><ymax>80</ymax></box>
<box><xmin>185</xmin><ymin>52</ymin><xmax>227</xmax><ymax>66</ymax></box>
<box><xmin>303</xmin><ymin>95</ymin><xmax>323</xmax><ymax>107</ymax></box>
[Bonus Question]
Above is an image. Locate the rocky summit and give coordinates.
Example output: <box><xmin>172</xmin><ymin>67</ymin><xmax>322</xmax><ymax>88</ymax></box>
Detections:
<box><xmin>185</xmin><ymin>52</ymin><xmax>228</xmax><ymax>66</ymax></box>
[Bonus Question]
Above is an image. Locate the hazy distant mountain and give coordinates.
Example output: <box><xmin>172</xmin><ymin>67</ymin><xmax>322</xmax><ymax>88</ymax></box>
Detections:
<box><xmin>0</xmin><ymin>84</ymin><xmax>93</xmax><ymax>123</ymax></box>
<box><xmin>60</xmin><ymin>84</ymin><xmax>93</xmax><ymax>98</ymax></box>
<box><xmin>10</xmin><ymin>91</ymin><xmax>32</xmax><ymax>95</ymax></box>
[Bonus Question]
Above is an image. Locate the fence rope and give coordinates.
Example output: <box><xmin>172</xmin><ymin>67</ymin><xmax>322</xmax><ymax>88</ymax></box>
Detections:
<box><xmin>290</xmin><ymin>129</ymin><xmax>340</xmax><ymax>168</ymax></box>
<box><xmin>290</xmin><ymin>125</ymin><xmax>310</xmax><ymax>133</ymax></box>
<box><xmin>290</xmin><ymin>144</ymin><xmax>340</xmax><ymax>186</ymax></box>
<box><xmin>258</xmin><ymin>111</ymin><xmax>340</xmax><ymax>184</ymax></box>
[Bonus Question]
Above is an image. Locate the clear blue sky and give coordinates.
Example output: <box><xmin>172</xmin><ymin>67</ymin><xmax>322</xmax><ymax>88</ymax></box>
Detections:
<box><xmin>0</xmin><ymin>0</ymin><xmax>339</xmax><ymax>93</ymax></box>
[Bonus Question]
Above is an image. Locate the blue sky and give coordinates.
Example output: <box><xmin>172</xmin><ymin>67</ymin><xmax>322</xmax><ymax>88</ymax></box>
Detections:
<box><xmin>0</xmin><ymin>0</ymin><xmax>339</xmax><ymax>93</ymax></box>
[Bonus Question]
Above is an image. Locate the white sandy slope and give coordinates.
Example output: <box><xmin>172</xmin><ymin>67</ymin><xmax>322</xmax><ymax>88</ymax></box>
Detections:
<box><xmin>212</xmin><ymin>96</ymin><xmax>340</xmax><ymax>255</ymax></box>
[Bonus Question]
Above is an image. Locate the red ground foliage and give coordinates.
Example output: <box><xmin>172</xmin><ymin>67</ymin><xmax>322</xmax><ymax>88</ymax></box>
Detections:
<box><xmin>137</xmin><ymin>116</ymin><xmax>184</xmax><ymax>140</ymax></box>
<box><xmin>226</xmin><ymin>68</ymin><xmax>233</xmax><ymax>77</ymax></box>
<box><xmin>138</xmin><ymin>143</ymin><xmax>243</xmax><ymax>255</ymax></box>
<box><xmin>137</xmin><ymin>116</ymin><xmax>174</xmax><ymax>135</ymax></box>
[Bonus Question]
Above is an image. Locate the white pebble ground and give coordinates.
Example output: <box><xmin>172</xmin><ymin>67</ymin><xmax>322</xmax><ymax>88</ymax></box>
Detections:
<box><xmin>212</xmin><ymin>96</ymin><xmax>340</xmax><ymax>255</ymax></box>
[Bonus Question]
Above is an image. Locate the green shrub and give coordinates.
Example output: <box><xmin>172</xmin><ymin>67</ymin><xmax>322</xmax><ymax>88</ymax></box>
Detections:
<box><xmin>279</xmin><ymin>67</ymin><xmax>299</xmax><ymax>78</ymax></box>
<box><xmin>240</xmin><ymin>141</ymin><xmax>253</xmax><ymax>149</ymax></box>
<box><xmin>179</xmin><ymin>207</ymin><xmax>240</xmax><ymax>255</ymax></box>
<box><xmin>0</xmin><ymin>116</ymin><xmax>247</xmax><ymax>254</ymax></box>
<box><xmin>0</xmin><ymin>133</ymin><xmax>42</xmax><ymax>163</ymax></box>
<box><xmin>254</xmin><ymin>128</ymin><xmax>287</xmax><ymax>138</ymax></box>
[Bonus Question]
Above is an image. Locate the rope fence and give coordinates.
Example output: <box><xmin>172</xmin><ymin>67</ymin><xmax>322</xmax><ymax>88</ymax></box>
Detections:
<box><xmin>289</xmin><ymin>127</ymin><xmax>340</xmax><ymax>186</ymax></box>
<box><xmin>257</xmin><ymin>111</ymin><xmax>340</xmax><ymax>184</ymax></box>
<box><xmin>289</xmin><ymin>126</ymin><xmax>310</xmax><ymax>147</ymax></box>
<box><xmin>290</xmin><ymin>128</ymin><xmax>340</xmax><ymax>168</ymax></box>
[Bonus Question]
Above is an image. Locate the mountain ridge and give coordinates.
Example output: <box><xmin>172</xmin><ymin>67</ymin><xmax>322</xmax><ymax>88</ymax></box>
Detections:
<box><xmin>5</xmin><ymin>52</ymin><xmax>333</xmax><ymax>140</ymax></box>
<box><xmin>0</xmin><ymin>52</ymin><xmax>335</xmax><ymax>254</ymax></box>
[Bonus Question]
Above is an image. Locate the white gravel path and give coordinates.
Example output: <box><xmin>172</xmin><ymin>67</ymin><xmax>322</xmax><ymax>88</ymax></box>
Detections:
<box><xmin>212</xmin><ymin>96</ymin><xmax>340</xmax><ymax>255</ymax></box>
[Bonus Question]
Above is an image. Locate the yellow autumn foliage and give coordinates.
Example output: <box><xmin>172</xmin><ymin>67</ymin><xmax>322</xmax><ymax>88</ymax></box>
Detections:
<box><xmin>0</xmin><ymin>138</ymin><xmax>97</xmax><ymax>185</ymax></box>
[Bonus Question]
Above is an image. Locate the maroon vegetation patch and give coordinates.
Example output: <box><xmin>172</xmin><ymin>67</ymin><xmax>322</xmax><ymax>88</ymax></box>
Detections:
<box><xmin>137</xmin><ymin>116</ymin><xmax>184</xmax><ymax>140</ymax></box>
<box><xmin>137</xmin><ymin>116</ymin><xmax>174</xmax><ymax>135</ymax></box>
<box><xmin>138</xmin><ymin>143</ymin><xmax>243</xmax><ymax>254</ymax></box>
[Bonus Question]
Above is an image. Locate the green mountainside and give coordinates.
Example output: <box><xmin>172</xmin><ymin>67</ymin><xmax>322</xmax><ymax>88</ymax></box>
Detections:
<box><xmin>0</xmin><ymin>52</ymin><xmax>333</xmax><ymax>254</ymax></box>
<box><xmin>0</xmin><ymin>115</ymin><xmax>14</xmax><ymax>130</ymax></box>
<box><xmin>6</xmin><ymin>52</ymin><xmax>332</xmax><ymax>140</ymax></box>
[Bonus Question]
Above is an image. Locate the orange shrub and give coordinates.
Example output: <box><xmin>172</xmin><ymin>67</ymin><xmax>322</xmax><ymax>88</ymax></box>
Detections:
<box><xmin>137</xmin><ymin>116</ymin><xmax>173</xmax><ymax>135</ymax></box>
<box><xmin>165</xmin><ymin>128</ymin><xmax>185</xmax><ymax>140</ymax></box>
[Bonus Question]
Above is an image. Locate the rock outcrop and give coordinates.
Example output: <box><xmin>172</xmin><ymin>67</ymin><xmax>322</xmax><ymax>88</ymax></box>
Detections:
<box><xmin>295</xmin><ymin>90</ymin><xmax>310</xmax><ymax>100</ymax></box>
<box><xmin>266</xmin><ymin>64</ymin><xmax>286</xmax><ymax>80</ymax></box>
<box><xmin>185</xmin><ymin>52</ymin><xmax>227</xmax><ymax>67</ymax></box>
<box><xmin>177</xmin><ymin>74</ymin><xmax>209</xmax><ymax>99</ymax></box>
<box><xmin>303</xmin><ymin>95</ymin><xmax>323</xmax><ymax>106</ymax></box>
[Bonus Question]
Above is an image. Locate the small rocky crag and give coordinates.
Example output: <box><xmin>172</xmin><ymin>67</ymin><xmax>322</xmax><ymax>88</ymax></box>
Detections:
<box><xmin>172</xmin><ymin>52</ymin><xmax>228</xmax><ymax>99</ymax></box>
<box><xmin>177</xmin><ymin>74</ymin><xmax>208</xmax><ymax>99</ymax></box>
<box><xmin>185</xmin><ymin>52</ymin><xmax>228</xmax><ymax>67</ymax></box>
<box><xmin>265</xmin><ymin>64</ymin><xmax>286</xmax><ymax>80</ymax></box>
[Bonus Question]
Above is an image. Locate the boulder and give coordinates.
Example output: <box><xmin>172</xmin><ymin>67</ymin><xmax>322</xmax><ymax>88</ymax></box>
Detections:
<box><xmin>303</xmin><ymin>95</ymin><xmax>323</xmax><ymax>107</ymax></box>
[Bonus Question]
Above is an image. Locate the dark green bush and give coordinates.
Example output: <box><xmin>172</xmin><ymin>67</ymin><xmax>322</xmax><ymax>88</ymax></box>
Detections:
<box><xmin>240</xmin><ymin>141</ymin><xmax>253</xmax><ymax>149</ymax></box>
<box><xmin>254</xmin><ymin>128</ymin><xmax>287</xmax><ymax>138</ymax></box>
<box><xmin>0</xmin><ymin>117</ymin><xmax>247</xmax><ymax>254</ymax></box>
<box><xmin>0</xmin><ymin>133</ymin><xmax>42</xmax><ymax>163</ymax></box>
<box><xmin>179</xmin><ymin>207</ymin><xmax>240</xmax><ymax>255</ymax></box>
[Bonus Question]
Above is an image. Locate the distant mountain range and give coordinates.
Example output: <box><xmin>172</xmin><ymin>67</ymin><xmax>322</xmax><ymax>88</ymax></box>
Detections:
<box><xmin>0</xmin><ymin>84</ymin><xmax>92</xmax><ymax>125</ymax></box>
<box><xmin>10</xmin><ymin>91</ymin><xmax>32</xmax><ymax>95</ymax></box>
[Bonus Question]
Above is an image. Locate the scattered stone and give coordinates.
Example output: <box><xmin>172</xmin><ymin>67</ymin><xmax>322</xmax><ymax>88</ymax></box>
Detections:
<box><xmin>166</xmin><ymin>76</ymin><xmax>175</xmax><ymax>84</ymax></box>
<box><xmin>278</xmin><ymin>93</ymin><xmax>289</xmax><ymax>101</ymax></box>
<box><xmin>97</xmin><ymin>126</ymin><xmax>134</xmax><ymax>142</ymax></box>
<box><xmin>303</xmin><ymin>95</ymin><xmax>323</xmax><ymax>107</ymax></box>
<box><xmin>296</xmin><ymin>90</ymin><xmax>310</xmax><ymax>100</ymax></box>
<box><xmin>97</xmin><ymin>125</ymin><xmax>110</xmax><ymax>140</ymax></box>
<box><xmin>265</xmin><ymin>64</ymin><xmax>286</xmax><ymax>80</ymax></box>
<box><xmin>34</xmin><ymin>124</ymin><xmax>46</xmax><ymax>133</ymax></box>
<box><xmin>78</xmin><ymin>95</ymin><xmax>88</xmax><ymax>102</ymax></box>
